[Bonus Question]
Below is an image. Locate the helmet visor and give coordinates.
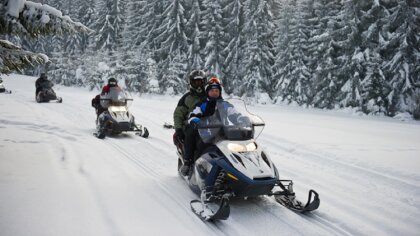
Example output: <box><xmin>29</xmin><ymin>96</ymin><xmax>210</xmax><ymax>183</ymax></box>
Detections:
<box><xmin>191</xmin><ymin>78</ymin><xmax>205</xmax><ymax>88</ymax></box>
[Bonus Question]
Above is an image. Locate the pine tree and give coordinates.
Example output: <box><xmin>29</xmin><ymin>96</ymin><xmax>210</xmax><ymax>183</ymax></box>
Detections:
<box><xmin>124</xmin><ymin>0</ymin><xmax>146</xmax><ymax>48</ymax></box>
<box><xmin>0</xmin><ymin>0</ymin><xmax>87</xmax><ymax>73</ymax></box>
<box><xmin>154</xmin><ymin>0</ymin><xmax>189</xmax><ymax>93</ymax></box>
<box><xmin>161</xmin><ymin>52</ymin><xmax>188</xmax><ymax>94</ymax></box>
<box><xmin>381</xmin><ymin>0</ymin><xmax>419</xmax><ymax>115</ymax></box>
<box><xmin>202</xmin><ymin>0</ymin><xmax>225</xmax><ymax>77</ymax></box>
<box><xmin>93</xmin><ymin>0</ymin><xmax>125</xmax><ymax>52</ymax></box>
<box><xmin>274</xmin><ymin>0</ymin><xmax>310</xmax><ymax>104</ymax></box>
<box><xmin>138</xmin><ymin>0</ymin><xmax>167</xmax><ymax>58</ymax></box>
<box><xmin>362</xmin><ymin>57</ymin><xmax>388</xmax><ymax>114</ymax></box>
<box><xmin>222</xmin><ymin>0</ymin><xmax>245</xmax><ymax>95</ymax></box>
<box><xmin>241</xmin><ymin>0</ymin><xmax>275</xmax><ymax>98</ymax></box>
<box><xmin>311</xmin><ymin>0</ymin><xmax>346</xmax><ymax>108</ymax></box>
<box><xmin>185</xmin><ymin>0</ymin><xmax>204</xmax><ymax>75</ymax></box>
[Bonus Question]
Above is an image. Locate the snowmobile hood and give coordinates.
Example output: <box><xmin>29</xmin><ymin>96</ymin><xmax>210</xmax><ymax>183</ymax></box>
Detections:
<box><xmin>217</xmin><ymin>140</ymin><xmax>276</xmax><ymax>180</ymax></box>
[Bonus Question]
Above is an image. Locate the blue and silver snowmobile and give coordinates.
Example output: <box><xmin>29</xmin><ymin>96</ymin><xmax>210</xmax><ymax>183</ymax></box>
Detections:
<box><xmin>174</xmin><ymin>100</ymin><xmax>320</xmax><ymax>221</ymax></box>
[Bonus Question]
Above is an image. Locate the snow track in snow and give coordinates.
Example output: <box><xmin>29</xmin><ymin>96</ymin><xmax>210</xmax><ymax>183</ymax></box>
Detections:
<box><xmin>1</xmin><ymin>75</ymin><xmax>420</xmax><ymax>236</ymax></box>
<box><xmin>260</xmin><ymin>135</ymin><xmax>420</xmax><ymax>236</ymax></box>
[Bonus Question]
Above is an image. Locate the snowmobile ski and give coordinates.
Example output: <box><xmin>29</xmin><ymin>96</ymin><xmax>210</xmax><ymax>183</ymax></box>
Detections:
<box><xmin>134</xmin><ymin>124</ymin><xmax>149</xmax><ymax>138</ymax></box>
<box><xmin>1</xmin><ymin>90</ymin><xmax>12</xmax><ymax>94</ymax></box>
<box><xmin>93</xmin><ymin>132</ymin><xmax>106</xmax><ymax>139</ymax></box>
<box><xmin>273</xmin><ymin>189</ymin><xmax>320</xmax><ymax>213</ymax></box>
<box><xmin>190</xmin><ymin>197</ymin><xmax>230</xmax><ymax>221</ymax></box>
<box><xmin>163</xmin><ymin>122</ymin><xmax>174</xmax><ymax>129</ymax></box>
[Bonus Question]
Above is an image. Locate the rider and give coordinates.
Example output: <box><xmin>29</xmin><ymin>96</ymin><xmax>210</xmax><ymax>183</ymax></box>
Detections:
<box><xmin>35</xmin><ymin>73</ymin><xmax>50</xmax><ymax>96</ymax></box>
<box><xmin>173</xmin><ymin>70</ymin><xmax>207</xmax><ymax>143</ymax></box>
<box><xmin>180</xmin><ymin>76</ymin><xmax>223</xmax><ymax>175</ymax></box>
<box><xmin>101</xmin><ymin>77</ymin><xmax>120</xmax><ymax>96</ymax></box>
<box><xmin>92</xmin><ymin>77</ymin><xmax>121</xmax><ymax>118</ymax></box>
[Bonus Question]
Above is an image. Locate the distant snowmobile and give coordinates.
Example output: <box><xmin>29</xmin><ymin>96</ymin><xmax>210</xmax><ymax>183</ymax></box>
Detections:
<box><xmin>93</xmin><ymin>87</ymin><xmax>149</xmax><ymax>139</ymax></box>
<box><xmin>35</xmin><ymin>80</ymin><xmax>62</xmax><ymax>103</ymax></box>
<box><xmin>0</xmin><ymin>79</ymin><xmax>12</xmax><ymax>94</ymax></box>
<box><xmin>174</xmin><ymin>100</ymin><xmax>320</xmax><ymax>221</ymax></box>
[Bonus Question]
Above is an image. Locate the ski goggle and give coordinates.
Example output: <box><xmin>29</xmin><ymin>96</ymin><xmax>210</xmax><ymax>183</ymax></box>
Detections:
<box><xmin>207</xmin><ymin>77</ymin><xmax>221</xmax><ymax>85</ymax></box>
<box><xmin>109</xmin><ymin>81</ymin><xmax>117</xmax><ymax>86</ymax></box>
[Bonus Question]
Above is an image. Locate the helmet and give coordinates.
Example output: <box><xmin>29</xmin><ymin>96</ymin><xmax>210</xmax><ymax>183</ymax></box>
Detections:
<box><xmin>205</xmin><ymin>76</ymin><xmax>222</xmax><ymax>98</ymax></box>
<box><xmin>108</xmin><ymin>77</ymin><xmax>118</xmax><ymax>87</ymax></box>
<box><xmin>40</xmin><ymin>73</ymin><xmax>47</xmax><ymax>79</ymax></box>
<box><xmin>188</xmin><ymin>70</ymin><xmax>206</xmax><ymax>92</ymax></box>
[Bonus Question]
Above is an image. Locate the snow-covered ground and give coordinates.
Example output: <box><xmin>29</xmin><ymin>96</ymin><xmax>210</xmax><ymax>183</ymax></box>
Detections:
<box><xmin>1</xmin><ymin>74</ymin><xmax>419</xmax><ymax>236</ymax></box>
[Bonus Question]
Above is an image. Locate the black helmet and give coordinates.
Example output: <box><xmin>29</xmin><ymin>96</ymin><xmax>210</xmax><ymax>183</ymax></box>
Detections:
<box><xmin>40</xmin><ymin>73</ymin><xmax>47</xmax><ymax>79</ymax></box>
<box><xmin>188</xmin><ymin>70</ymin><xmax>206</xmax><ymax>92</ymax></box>
<box><xmin>108</xmin><ymin>77</ymin><xmax>118</xmax><ymax>87</ymax></box>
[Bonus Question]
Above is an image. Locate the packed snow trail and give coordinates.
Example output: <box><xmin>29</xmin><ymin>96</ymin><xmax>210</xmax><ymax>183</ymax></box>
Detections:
<box><xmin>1</xmin><ymin>75</ymin><xmax>420</xmax><ymax>236</ymax></box>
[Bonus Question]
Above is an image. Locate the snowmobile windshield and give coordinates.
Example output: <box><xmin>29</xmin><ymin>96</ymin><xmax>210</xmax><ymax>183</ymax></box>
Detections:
<box><xmin>198</xmin><ymin>100</ymin><xmax>262</xmax><ymax>143</ymax></box>
<box><xmin>102</xmin><ymin>87</ymin><xmax>130</xmax><ymax>107</ymax></box>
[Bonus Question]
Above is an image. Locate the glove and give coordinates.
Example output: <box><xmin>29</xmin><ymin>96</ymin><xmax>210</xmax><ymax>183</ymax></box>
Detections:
<box><xmin>175</xmin><ymin>128</ymin><xmax>185</xmax><ymax>140</ymax></box>
<box><xmin>190</xmin><ymin>117</ymin><xmax>201</xmax><ymax>129</ymax></box>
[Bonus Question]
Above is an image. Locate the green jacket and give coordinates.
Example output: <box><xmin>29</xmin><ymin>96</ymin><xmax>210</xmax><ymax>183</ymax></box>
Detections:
<box><xmin>173</xmin><ymin>90</ymin><xmax>206</xmax><ymax>130</ymax></box>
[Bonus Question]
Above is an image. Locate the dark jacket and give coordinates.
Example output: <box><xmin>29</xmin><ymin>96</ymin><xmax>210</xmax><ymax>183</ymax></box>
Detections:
<box><xmin>35</xmin><ymin>77</ymin><xmax>48</xmax><ymax>89</ymax></box>
<box><xmin>173</xmin><ymin>90</ymin><xmax>206</xmax><ymax>130</ymax></box>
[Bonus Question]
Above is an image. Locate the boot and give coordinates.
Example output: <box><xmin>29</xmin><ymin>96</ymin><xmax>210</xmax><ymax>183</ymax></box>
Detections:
<box><xmin>180</xmin><ymin>159</ymin><xmax>192</xmax><ymax>176</ymax></box>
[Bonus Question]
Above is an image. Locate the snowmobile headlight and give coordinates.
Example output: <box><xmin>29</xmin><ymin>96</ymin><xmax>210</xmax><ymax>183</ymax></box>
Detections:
<box><xmin>227</xmin><ymin>143</ymin><xmax>246</xmax><ymax>152</ymax></box>
<box><xmin>228</xmin><ymin>142</ymin><xmax>257</xmax><ymax>152</ymax></box>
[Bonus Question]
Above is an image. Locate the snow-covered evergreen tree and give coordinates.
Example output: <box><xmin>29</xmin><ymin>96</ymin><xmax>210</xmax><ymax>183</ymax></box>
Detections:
<box><xmin>240</xmin><ymin>0</ymin><xmax>275</xmax><ymax>98</ymax></box>
<box><xmin>274</xmin><ymin>0</ymin><xmax>310</xmax><ymax>104</ymax></box>
<box><xmin>381</xmin><ymin>0</ymin><xmax>419</xmax><ymax>115</ymax></box>
<box><xmin>202</xmin><ymin>0</ymin><xmax>225</xmax><ymax>77</ymax></box>
<box><xmin>185</xmin><ymin>0</ymin><xmax>204</xmax><ymax>76</ymax></box>
<box><xmin>93</xmin><ymin>0</ymin><xmax>125</xmax><ymax>52</ymax></box>
<box><xmin>311</xmin><ymin>0</ymin><xmax>346</xmax><ymax>108</ymax></box>
<box><xmin>362</xmin><ymin>54</ymin><xmax>388</xmax><ymax>114</ymax></box>
<box><xmin>154</xmin><ymin>0</ymin><xmax>189</xmax><ymax>93</ymax></box>
<box><xmin>138</xmin><ymin>0</ymin><xmax>167</xmax><ymax>57</ymax></box>
<box><xmin>221</xmin><ymin>0</ymin><xmax>245</xmax><ymax>95</ymax></box>
<box><xmin>0</xmin><ymin>0</ymin><xmax>88</xmax><ymax>73</ymax></box>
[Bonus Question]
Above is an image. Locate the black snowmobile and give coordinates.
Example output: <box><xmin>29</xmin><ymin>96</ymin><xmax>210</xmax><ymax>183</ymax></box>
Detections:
<box><xmin>174</xmin><ymin>100</ymin><xmax>320</xmax><ymax>221</ymax></box>
<box><xmin>0</xmin><ymin>79</ymin><xmax>12</xmax><ymax>94</ymax></box>
<box><xmin>93</xmin><ymin>87</ymin><xmax>149</xmax><ymax>139</ymax></box>
<box><xmin>35</xmin><ymin>80</ymin><xmax>62</xmax><ymax>103</ymax></box>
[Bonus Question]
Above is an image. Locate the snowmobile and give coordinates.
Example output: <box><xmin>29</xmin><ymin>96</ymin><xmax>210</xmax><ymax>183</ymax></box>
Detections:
<box><xmin>94</xmin><ymin>87</ymin><xmax>149</xmax><ymax>139</ymax></box>
<box><xmin>0</xmin><ymin>79</ymin><xmax>12</xmax><ymax>94</ymax></box>
<box><xmin>35</xmin><ymin>80</ymin><xmax>62</xmax><ymax>103</ymax></box>
<box><xmin>174</xmin><ymin>100</ymin><xmax>320</xmax><ymax>221</ymax></box>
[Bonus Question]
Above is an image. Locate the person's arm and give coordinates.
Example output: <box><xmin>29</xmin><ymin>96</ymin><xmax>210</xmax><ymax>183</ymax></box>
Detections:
<box><xmin>173</xmin><ymin>105</ymin><xmax>188</xmax><ymax>129</ymax></box>
<box><xmin>173</xmin><ymin>93</ymin><xmax>191</xmax><ymax>129</ymax></box>
<box><xmin>187</xmin><ymin>103</ymin><xmax>205</xmax><ymax>124</ymax></box>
